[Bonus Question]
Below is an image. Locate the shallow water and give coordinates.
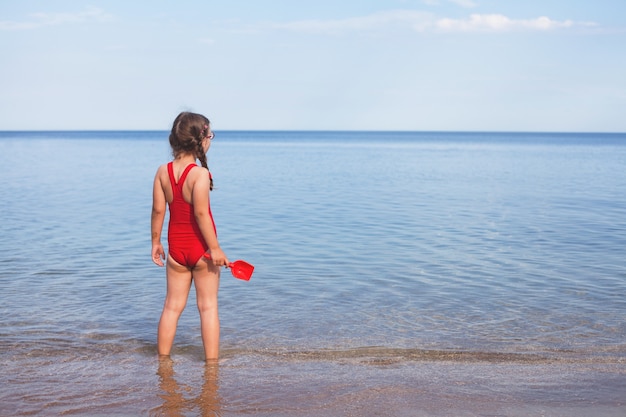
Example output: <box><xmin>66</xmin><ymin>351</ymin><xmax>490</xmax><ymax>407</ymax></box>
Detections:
<box><xmin>1</xmin><ymin>130</ymin><xmax>625</xmax><ymax>415</ymax></box>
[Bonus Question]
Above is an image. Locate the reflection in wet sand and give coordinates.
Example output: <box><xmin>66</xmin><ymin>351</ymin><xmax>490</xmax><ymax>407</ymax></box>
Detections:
<box><xmin>152</xmin><ymin>358</ymin><xmax>222</xmax><ymax>416</ymax></box>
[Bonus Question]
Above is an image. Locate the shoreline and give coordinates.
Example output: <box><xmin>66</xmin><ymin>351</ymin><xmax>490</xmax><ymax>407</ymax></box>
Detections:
<box><xmin>2</xmin><ymin>348</ymin><xmax>625</xmax><ymax>416</ymax></box>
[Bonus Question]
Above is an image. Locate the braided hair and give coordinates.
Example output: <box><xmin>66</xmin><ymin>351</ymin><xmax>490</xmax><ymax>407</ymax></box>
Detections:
<box><xmin>169</xmin><ymin>111</ymin><xmax>214</xmax><ymax>190</ymax></box>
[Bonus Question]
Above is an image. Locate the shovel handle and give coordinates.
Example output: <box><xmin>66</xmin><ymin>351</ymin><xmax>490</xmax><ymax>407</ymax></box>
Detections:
<box><xmin>203</xmin><ymin>253</ymin><xmax>232</xmax><ymax>268</ymax></box>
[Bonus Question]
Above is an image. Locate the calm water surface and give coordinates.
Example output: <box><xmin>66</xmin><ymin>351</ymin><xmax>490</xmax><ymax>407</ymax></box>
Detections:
<box><xmin>1</xmin><ymin>131</ymin><xmax>625</xmax><ymax>416</ymax></box>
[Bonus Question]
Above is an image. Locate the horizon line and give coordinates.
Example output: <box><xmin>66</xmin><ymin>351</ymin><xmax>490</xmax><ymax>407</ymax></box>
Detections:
<box><xmin>1</xmin><ymin>129</ymin><xmax>625</xmax><ymax>135</ymax></box>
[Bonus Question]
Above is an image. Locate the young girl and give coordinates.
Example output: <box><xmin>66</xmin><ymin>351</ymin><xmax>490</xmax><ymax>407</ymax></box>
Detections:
<box><xmin>151</xmin><ymin>111</ymin><xmax>229</xmax><ymax>361</ymax></box>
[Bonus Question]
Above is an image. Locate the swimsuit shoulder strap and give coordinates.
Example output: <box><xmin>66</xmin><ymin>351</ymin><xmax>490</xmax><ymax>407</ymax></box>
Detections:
<box><xmin>166</xmin><ymin>161</ymin><xmax>182</xmax><ymax>198</ymax></box>
<box><xmin>167</xmin><ymin>161</ymin><xmax>176</xmax><ymax>185</ymax></box>
<box><xmin>178</xmin><ymin>164</ymin><xmax>198</xmax><ymax>187</ymax></box>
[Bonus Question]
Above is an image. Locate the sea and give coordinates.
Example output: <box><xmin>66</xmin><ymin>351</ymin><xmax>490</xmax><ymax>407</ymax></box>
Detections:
<box><xmin>0</xmin><ymin>130</ymin><xmax>625</xmax><ymax>416</ymax></box>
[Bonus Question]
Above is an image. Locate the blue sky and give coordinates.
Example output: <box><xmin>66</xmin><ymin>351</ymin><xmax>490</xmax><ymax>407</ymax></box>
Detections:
<box><xmin>1</xmin><ymin>0</ymin><xmax>625</xmax><ymax>131</ymax></box>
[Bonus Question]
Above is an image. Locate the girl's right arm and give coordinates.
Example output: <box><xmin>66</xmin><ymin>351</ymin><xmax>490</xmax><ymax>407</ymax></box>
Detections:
<box><xmin>151</xmin><ymin>167</ymin><xmax>167</xmax><ymax>267</ymax></box>
<box><xmin>192</xmin><ymin>168</ymin><xmax>229</xmax><ymax>267</ymax></box>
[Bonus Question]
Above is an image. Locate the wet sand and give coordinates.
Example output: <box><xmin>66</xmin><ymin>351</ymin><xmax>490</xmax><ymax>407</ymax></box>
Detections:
<box><xmin>211</xmin><ymin>352</ymin><xmax>626</xmax><ymax>417</ymax></box>
<box><xmin>2</xmin><ymin>348</ymin><xmax>624</xmax><ymax>416</ymax></box>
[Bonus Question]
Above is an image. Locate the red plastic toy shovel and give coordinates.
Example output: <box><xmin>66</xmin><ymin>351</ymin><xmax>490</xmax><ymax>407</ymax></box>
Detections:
<box><xmin>228</xmin><ymin>260</ymin><xmax>254</xmax><ymax>281</ymax></box>
<box><xmin>203</xmin><ymin>254</ymin><xmax>254</xmax><ymax>281</ymax></box>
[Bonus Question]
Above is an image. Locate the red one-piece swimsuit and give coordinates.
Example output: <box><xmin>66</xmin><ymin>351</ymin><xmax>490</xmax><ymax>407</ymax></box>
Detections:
<box><xmin>167</xmin><ymin>162</ymin><xmax>216</xmax><ymax>268</ymax></box>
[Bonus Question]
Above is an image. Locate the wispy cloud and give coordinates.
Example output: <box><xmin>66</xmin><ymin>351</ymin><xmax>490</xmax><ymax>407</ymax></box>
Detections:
<box><xmin>449</xmin><ymin>0</ymin><xmax>478</xmax><ymax>8</ymax></box>
<box><xmin>436</xmin><ymin>14</ymin><xmax>593</xmax><ymax>32</ymax></box>
<box><xmin>269</xmin><ymin>10</ymin><xmax>596</xmax><ymax>35</ymax></box>
<box><xmin>270</xmin><ymin>10</ymin><xmax>434</xmax><ymax>35</ymax></box>
<box><xmin>421</xmin><ymin>0</ymin><xmax>478</xmax><ymax>8</ymax></box>
<box><xmin>0</xmin><ymin>7</ymin><xmax>112</xmax><ymax>30</ymax></box>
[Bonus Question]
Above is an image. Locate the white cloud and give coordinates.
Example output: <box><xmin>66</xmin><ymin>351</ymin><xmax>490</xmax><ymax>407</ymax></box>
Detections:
<box><xmin>0</xmin><ymin>7</ymin><xmax>112</xmax><ymax>30</ymax></box>
<box><xmin>436</xmin><ymin>14</ymin><xmax>580</xmax><ymax>32</ymax></box>
<box><xmin>270</xmin><ymin>10</ymin><xmax>593</xmax><ymax>35</ymax></box>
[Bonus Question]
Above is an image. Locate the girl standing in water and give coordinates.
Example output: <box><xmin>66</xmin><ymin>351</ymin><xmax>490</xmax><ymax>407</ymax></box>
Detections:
<box><xmin>151</xmin><ymin>111</ymin><xmax>229</xmax><ymax>361</ymax></box>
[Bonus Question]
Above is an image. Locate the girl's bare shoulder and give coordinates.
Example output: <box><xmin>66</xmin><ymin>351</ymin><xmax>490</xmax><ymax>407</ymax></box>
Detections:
<box><xmin>155</xmin><ymin>163</ymin><xmax>170</xmax><ymax>175</ymax></box>
<box><xmin>189</xmin><ymin>165</ymin><xmax>209</xmax><ymax>175</ymax></box>
<box><xmin>188</xmin><ymin>165</ymin><xmax>210</xmax><ymax>186</ymax></box>
<box><xmin>153</xmin><ymin>164</ymin><xmax>171</xmax><ymax>186</ymax></box>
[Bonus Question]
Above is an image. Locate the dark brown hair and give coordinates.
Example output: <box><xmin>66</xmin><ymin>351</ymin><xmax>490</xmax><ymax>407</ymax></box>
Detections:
<box><xmin>169</xmin><ymin>111</ymin><xmax>213</xmax><ymax>190</ymax></box>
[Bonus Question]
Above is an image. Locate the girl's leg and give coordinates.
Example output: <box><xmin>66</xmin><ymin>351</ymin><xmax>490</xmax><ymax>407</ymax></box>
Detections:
<box><xmin>193</xmin><ymin>258</ymin><xmax>221</xmax><ymax>360</ymax></box>
<box><xmin>157</xmin><ymin>255</ymin><xmax>193</xmax><ymax>357</ymax></box>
